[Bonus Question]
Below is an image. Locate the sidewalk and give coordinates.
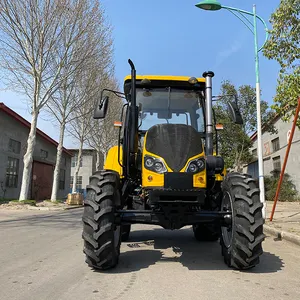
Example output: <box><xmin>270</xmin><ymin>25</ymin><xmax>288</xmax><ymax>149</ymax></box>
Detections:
<box><xmin>265</xmin><ymin>201</ymin><xmax>300</xmax><ymax>245</ymax></box>
<box><xmin>0</xmin><ymin>200</ymin><xmax>83</xmax><ymax>211</ymax></box>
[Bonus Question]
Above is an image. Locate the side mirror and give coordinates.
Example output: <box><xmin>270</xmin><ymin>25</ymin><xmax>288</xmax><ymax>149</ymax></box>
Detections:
<box><xmin>94</xmin><ymin>96</ymin><xmax>109</xmax><ymax>119</ymax></box>
<box><xmin>227</xmin><ymin>101</ymin><xmax>243</xmax><ymax>125</ymax></box>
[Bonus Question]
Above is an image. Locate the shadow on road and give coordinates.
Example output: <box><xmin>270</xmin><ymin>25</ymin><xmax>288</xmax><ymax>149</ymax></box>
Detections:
<box><xmin>0</xmin><ymin>209</ymin><xmax>83</xmax><ymax>229</ymax></box>
<box><xmin>1</xmin><ymin>210</ymin><xmax>284</xmax><ymax>274</ymax></box>
<box><xmin>104</xmin><ymin>227</ymin><xmax>284</xmax><ymax>274</ymax></box>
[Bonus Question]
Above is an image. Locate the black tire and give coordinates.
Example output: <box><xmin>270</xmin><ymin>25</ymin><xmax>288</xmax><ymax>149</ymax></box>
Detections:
<box><xmin>193</xmin><ymin>224</ymin><xmax>219</xmax><ymax>241</ymax></box>
<box><xmin>121</xmin><ymin>224</ymin><xmax>131</xmax><ymax>242</ymax></box>
<box><xmin>220</xmin><ymin>172</ymin><xmax>265</xmax><ymax>270</ymax></box>
<box><xmin>82</xmin><ymin>170</ymin><xmax>121</xmax><ymax>270</ymax></box>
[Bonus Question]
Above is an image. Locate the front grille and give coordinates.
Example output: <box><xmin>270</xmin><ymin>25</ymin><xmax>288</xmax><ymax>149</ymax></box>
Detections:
<box><xmin>145</xmin><ymin>124</ymin><xmax>203</xmax><ymax>172</ymax></box>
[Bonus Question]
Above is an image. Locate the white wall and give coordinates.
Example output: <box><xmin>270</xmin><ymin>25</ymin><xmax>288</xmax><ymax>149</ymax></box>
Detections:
<box><xmin>0</xmin><ymin>110</ymin><xmax>71</xmax><ymax>199</ymax></box>
<box><xmin>249</xmin><ymin>117</ymin><xmax>300</xmax><ymax>191</ymax></box>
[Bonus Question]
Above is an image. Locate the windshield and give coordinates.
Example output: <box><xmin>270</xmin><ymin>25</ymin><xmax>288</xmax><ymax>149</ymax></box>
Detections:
<box><xmin>137</xmin><ymin>88</ymin><xmax>205</xmax><ymax>132</ymax></box>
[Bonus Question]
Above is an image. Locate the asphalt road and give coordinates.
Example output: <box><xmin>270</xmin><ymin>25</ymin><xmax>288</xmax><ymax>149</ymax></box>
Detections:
<box><xmin>0</xmin><ymin>208</ymin><xmax>300</xmax><ymax>300</ymax></box>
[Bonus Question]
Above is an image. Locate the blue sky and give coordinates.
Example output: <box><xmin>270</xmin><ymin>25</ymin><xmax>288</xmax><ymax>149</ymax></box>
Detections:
<box><xmin>0</xmin><ymin>0</ymin><xmax>281</xmax><ymax>148</ymax></box>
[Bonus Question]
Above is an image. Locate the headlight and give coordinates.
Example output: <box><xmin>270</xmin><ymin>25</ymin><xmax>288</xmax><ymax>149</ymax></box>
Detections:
<box><xmin>145</xmin><ymin>157</ymin><xmax>154</xmax><ymax>168</ymax></box>
<box><xmin>188</xmin><ymin>162</ymin><xmax>198</xmax><ymax>173</ymax></box>
<box><xmin>144</xmin><ymin>155</ymin><xmax>167</xmax><ymax>174</ymax></box>
<box><xmin>154</xmin><ymin>162</ymin><xmax>164</xmax><ymax>173</ymax></box>
<box><xmin>186</xmin><ymin>158</ymin><xmax>205</xmax><ymax>173</ymax></box>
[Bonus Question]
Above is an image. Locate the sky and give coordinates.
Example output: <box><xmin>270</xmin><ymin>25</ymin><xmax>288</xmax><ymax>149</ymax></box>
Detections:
<box><xmin>0</xmin><ymin>0</ymin><xmax>281</xmax><ymax>148</ymax></box>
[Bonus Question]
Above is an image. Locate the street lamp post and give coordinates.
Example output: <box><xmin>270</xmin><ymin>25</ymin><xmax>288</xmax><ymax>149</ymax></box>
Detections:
<box><xmin>195</xmin><ymin>0</ymin><xmax>269</xmax><ymax>219</ymax></box>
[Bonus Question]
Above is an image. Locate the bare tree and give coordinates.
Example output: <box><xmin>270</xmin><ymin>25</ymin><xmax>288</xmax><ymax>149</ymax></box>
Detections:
<box><xmin>0</xmin><ymin>0</ymin><xmax>90</xmax><ymax>200</ymax></box>
<box><xmin>86</xmin><ymin>77</ymin><xmax>123</xmax><ymax>170</ymax></box>
<box><xmin>46</xmin><ymin>0</ymin><xmax>113</xmax><ymax>201</ymax></box>
<box><xmin>67</xmin><ymin>64</ymin><xmax>103</xmax><ymax>193</ymax></box>
<box><xmin>68</xmin><ymin>102</ymin><xmax>93</xmax><ymax>194</ymax></box>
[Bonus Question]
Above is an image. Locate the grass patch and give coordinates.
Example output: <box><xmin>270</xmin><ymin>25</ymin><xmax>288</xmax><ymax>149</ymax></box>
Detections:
<box><xmin>10</xmin><ymin>200</ymin><xmax>36</xmax><ymax>206</ymax></box>
<box><xmin>44</xmin><ymin>199</ymin><xmax>65</xmax><ymax>204</ymax></box>
<box><xmin>0</xmin><ymin>198</ymin><xmax>12</xmax><ymax>204</ymax></box>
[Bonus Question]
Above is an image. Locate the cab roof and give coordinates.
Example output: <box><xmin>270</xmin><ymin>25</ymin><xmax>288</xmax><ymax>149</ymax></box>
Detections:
<box><xmin>124</xmin><ymin>75</ymin><xmax>206</xmax><ymax>83</ymax></box>
<box><xmin>123</xmin><ymin>75</ymin><xmax>206</xmax><ymax>96</ymax></box>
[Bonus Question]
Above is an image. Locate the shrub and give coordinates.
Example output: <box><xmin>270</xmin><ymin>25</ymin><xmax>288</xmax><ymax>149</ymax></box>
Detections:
<box><xmin>265</xmin><ymin>170</ymin><xmax>298</xmax><ymax>202</ymax></box>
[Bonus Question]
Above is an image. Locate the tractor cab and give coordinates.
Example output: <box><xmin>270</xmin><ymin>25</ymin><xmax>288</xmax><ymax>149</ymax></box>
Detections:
<box><xmin>122</xmin><ymin>75</ymin><xmax>210</xmax><ymax>190</ymax></box>
<box><xmin>124</xmin><ymin>76</ymin><xmax>206</xmax><ymax>136</ymax></box>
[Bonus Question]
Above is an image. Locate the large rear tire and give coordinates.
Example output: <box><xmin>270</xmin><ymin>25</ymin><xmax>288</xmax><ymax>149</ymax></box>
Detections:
<box><xmin>220</xmin><ymin>172</ymin><xmax>265</xmax><ymax>270</ymax></box>
<box><xmin>82</xmin><ymin>170</ymin><xmax>121</xmax><ymax>270</ymax></box>
<box><xmin>193</xmin><ymin>224</ymin><xmax>219</xmax><ymax>242</ymax></box>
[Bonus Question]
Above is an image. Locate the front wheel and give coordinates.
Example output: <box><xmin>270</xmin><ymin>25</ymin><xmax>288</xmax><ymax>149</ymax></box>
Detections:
<box><xmin>82</xmin><ymin>170</ymin><xmax>121</xmax><ymax>270</ymax></box>
<box><xmin>220</xmin><ymin>172</ymin><xmax>265</xmax><ymax>270</ymax></box>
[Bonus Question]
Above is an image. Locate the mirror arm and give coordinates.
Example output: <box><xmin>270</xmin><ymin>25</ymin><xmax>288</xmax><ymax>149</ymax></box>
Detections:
<box><xmin>101</xmin><ymin>88</ymin><xmax>126</xmax><ymax>100</ymax></box>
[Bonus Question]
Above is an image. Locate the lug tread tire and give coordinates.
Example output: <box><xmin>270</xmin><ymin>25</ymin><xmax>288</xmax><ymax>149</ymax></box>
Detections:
<box><xmin>82</xmin><ymin>170</ymin><xmax>121</xmax><ymax>270</ymax></box>
<box><xmin>221</xmin><ymin>172</ymin><xmax>265</xmax><ymax>270</ymax></box>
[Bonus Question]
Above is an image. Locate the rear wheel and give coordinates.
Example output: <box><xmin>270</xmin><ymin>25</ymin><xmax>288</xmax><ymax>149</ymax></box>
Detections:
<box><xmin>193</xmin><ymin>224</ymin><xmax>219</xmax><ymax>241</ymax></box>
<box><xmin>82</xmin><ymin>170</ymin><xmax>121</xmax><ymax>270</ymax></box>
<box><xmin>220</xmin><ymin>172</ymin><xmax>265</xmax><ymax>270</ymax></box>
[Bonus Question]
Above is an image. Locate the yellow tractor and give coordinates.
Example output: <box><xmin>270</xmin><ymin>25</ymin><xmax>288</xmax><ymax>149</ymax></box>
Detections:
<box><xmin>82</xmin><ymin>60</ymin><xmax>264</xmax><ymax>270</ymax></box>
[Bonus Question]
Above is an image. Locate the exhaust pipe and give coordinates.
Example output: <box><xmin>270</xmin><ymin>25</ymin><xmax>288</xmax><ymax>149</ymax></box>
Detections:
<box><xmin>128</xmin><ymin>59</ymin><xmax>136</xmax><ymax>108</ymax></box>
<box><xmin>127</xmin><ymin>59</ymin><xmax>138</xmax><ymax>177</ymax></box>
<box><xmin>203</xmin><ymin>71</ymin><xmax>215</xmax><ymax>156</ymax></box>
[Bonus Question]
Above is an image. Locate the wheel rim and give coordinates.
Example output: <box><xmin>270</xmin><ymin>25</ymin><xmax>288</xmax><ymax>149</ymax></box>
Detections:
<box><xmin>221</xmin><ymin>191</ymin><xmax>233</xmax><ymax>248</ymax></box>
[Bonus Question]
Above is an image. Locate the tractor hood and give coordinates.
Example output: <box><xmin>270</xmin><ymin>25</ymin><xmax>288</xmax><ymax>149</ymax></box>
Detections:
<box><xmin>145</xmin><ymin>124</ymin><xmax>203</xmax><ymax>172</ymax></box>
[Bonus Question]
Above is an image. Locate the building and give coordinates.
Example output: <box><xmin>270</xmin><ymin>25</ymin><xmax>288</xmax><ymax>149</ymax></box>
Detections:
<box><xmin>244</xmin><ymin>115</ymin><xmax>300</xmax><ymax>192</ymax></box>
<box><xmin>69</xmin><ymin>149</ymin><xmax>103</xmax><ymax>196</ymax></box>
<box><xmin>0</xmin><ymin>103</ymin><xmax>72</xmax><ymax>200</ymax></box>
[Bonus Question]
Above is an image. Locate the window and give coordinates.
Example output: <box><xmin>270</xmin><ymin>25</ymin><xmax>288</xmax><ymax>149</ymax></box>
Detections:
<box><xmin>59</xmin><ymin>169</ymin><xmax>65</xmax><ymax>190</ymax></box>
<box><xmin>6</xmin><ymin>157</ymin><xmax>19</xmax><ymax>188</ymax></box>
<box><xmin>70</xmin><ymin>175</ymin><xmax>83</xmax><ymax>190</ymax></box>
<box><xmin>41</xmin><ymin>149</ymin><xmax>48</xmax><ymax>159</ymax></box>
<box><xmin>71</xmin><ymin>154</ymin><xmax>82</xmax><ymax>167</ymax></box>
<box><xmin>252</xmin><ymin>149</ymin><xmax>257</xmax><ymax>157</ymax></box>
<box><xmin>77</xmin><ymin>176</ymin><xmax>82</xmax><ymax>189</ymax></box>
<box><xmin>60</xmin><ymin>156</ymin><xmax>67</xmax><ymax>167</ymax></box>
<box><xmin>272</xmin><ymin>138</ymin><xmax>280</xmax><ymax>152</ymax></box>
<box><xmin>8</xmin><ymin>139</ymin><xmax>21</xmax><ymax>154</ymax></box>
<box><xmin>273</xmin><ymin>156</ymin><xmax>281</xmax><ymax>171</ymax></box>
<box><xmin>136</xmin><ymin>88</ymin><xmax>204</xmax><ymax>133</ymax></box>
<box><xmin>71</xmin><ymin>157</ymin><xmax>75</xmax><ymax>168</ymax></box>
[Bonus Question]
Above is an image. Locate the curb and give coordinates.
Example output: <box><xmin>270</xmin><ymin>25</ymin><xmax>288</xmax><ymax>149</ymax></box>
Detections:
<box><xmin>63</xmin><ymin>205</ymin><xmax>83</xmax><ymax>210</ymax></box>
<box><xmin>264</xmin><ymin>224</ymin><xmax>300</xmax><ymax>246</ymax></box>
<box><xmin>27</xmin><ymin>206</ymin><xmax>51</xmax><ymax>211</ymax></box>
<box><xmin>27</xmin><ymin>205</ymin><xmax>83</xmax><ymax>211</ymax></box>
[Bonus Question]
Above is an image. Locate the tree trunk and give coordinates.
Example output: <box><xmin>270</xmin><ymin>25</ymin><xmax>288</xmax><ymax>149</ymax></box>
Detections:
<box><xmin>19</xmin><ymin>111</ymin><xmax>39</xmax><ymax>200</ymax></box>
<box><xmin>236</xmin><ymin>139</ymin><xmax>245</xmax><ymax>173</ymax></box>
<box><xmin>50</xmin><ymin>121</ymin><xmax>65</xmax><ymax>201</ymax></box>
<box><xmin>72</xmin><ymin>138</ymin><xmax>83</xmax><ymax>193</ymax></box>
<box><xmin>104</xmin><ymin>152</ymin><xmax>107</xmax><ymax>163</ymax></box>
<box><xmin>96</xmin><ymin>149</ymin><xmax>102</xmax><ymax>171</ymax></box>
<box><xmin>234</xmin><ymin>150</ymin><xmax>239</xmax><ymax>172</ymax></box>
